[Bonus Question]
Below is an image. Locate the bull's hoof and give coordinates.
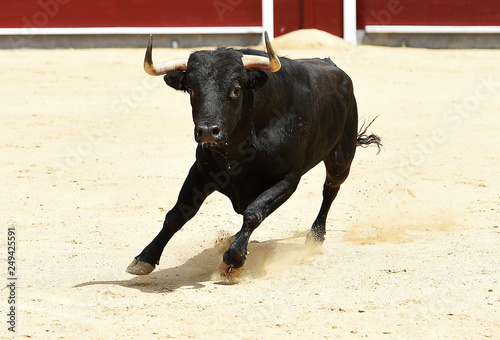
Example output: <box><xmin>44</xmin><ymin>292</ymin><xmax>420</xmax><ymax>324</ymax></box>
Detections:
<box><xmin>305</xmin><ymin>231</ymin><xmax>325</xmax><ymax>245</ymax></box>
<box><xmin>126</xmin><ymin>259</ymin><xmax>155</xmax><ymax>275</ymax></box>
<box><xmin>219</xmin><ymin>262</ymin><xmax>244</xmax><ymax>282</ymax></box>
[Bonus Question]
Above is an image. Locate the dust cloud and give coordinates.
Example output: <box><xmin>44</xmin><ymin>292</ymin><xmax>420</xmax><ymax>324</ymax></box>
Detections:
<box><xmin>344</xmin><ymin>186</ymin><xmax>460</xmax><ymax>245</ymax></box>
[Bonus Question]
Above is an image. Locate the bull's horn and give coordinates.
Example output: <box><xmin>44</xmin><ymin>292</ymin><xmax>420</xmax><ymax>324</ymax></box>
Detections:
<box><xmin>144</xmin><ymin>35</ymin><xmax>188</xmax><ymax>76</ymax></box>
<box><xmin>242</xmin><ymin>31</ymin><xmax>281</xmax><ymax>72</ymax></box>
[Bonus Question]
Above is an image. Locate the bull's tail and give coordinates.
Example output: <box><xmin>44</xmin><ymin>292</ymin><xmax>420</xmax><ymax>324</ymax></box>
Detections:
<box><xmin>357</xmin><ymin>116</ymin><xmax>382</xmax><ymax>154</ymax></box>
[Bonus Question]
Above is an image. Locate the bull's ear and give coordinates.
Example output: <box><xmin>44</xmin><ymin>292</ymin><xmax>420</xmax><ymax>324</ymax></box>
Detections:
<box><xmin>164</xmin><ymin>71</ymin><xmax>187</xmax><ymax>91</ymax></box>
<box><xmin>247</xmin><ymin>70</ymin><xmax>268</xmax><ymax>91</ymax></box>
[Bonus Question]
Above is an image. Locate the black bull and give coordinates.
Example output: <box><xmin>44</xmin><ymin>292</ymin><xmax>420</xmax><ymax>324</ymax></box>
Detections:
<box><xmin>127</xmin><ymin>33</ymin><xmax>381</xmax><ymax>280</ymax></box>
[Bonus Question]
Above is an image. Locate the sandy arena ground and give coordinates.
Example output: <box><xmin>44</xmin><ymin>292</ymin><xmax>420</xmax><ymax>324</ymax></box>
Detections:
<box><xmin>1</xmin><ymin>29</ymin><xmax>499</xmax><ymax>339</ymax></box>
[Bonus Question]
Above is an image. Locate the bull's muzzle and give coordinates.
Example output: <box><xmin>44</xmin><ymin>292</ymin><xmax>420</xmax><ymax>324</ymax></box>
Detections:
<box><xmin>195</xmin><ymin>124</ymin><xmax>225</xmax><ymax>145</ymax></box>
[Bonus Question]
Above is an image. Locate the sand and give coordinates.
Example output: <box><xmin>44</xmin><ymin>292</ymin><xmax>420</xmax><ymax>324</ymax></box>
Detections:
<box><xmin>1</xmin><ymin>29</ymin><xmax>499</xmax><ymax>339</ymax></box>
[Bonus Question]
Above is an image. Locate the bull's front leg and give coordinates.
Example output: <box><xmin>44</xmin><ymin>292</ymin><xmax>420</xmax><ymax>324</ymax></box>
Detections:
<box><xmin>127</xmin><ymin>163</ymin><xmax>213</xmax><ymax>275</ymax></box>
<box><xmin>220</xmin><ymin>172</ymin><xmax>301</xmax><ymax>280</ymax></box>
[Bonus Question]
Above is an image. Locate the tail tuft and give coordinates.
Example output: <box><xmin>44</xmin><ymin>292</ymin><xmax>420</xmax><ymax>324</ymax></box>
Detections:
<box><xmin>357</xmin><ymin>116</ymin><xmax>382</xmax><ymax>154</ymax></box>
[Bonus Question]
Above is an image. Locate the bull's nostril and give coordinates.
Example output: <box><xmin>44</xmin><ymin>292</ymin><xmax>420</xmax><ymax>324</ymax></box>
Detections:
<box><xmin>195</xmin><ymin>124</ymin><xmax>223</xmax><ymax>143</ymax></box>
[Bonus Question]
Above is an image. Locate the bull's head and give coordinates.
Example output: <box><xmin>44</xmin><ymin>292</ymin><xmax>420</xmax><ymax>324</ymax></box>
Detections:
<box><xmin>144</xmin><ymin>32</ymin><xmax>281</xmax><ymax>145</ymax></box>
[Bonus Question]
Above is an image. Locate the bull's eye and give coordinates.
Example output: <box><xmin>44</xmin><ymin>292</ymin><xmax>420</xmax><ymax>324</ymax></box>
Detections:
<box><xmin>186</xmin><ymin>87</ymin><xmax>195</xmax><ymax>98</ymax></box>
<box><xmin>229</xmin><ymin>85</ymin><xmax>241</xmax><ymax>100</ymax></box>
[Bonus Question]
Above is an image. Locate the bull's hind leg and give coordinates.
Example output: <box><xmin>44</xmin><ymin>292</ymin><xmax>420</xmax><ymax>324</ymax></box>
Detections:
<box><xmin>307</xmin><ymin>178</ymin><xmax>340</xmax><ymax>243</ymax></box>
<box><xmin>307</xmin><ymin>95</ymin><xmax>358</xmax><ymax>244</ymax></box>
<box><xmin>306</xmin><ymin>147</ymin><xmax>354</xmax><ymax>244</ymax></box>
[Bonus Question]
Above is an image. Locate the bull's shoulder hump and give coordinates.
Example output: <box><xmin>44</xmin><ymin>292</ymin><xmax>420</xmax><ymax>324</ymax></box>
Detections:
<box><xmin>295</xmin><ymin>57</ymin><xmax>337</xmax><ymax>67</ymax></box>
<box><xmin>238</xmin><ymin>48</ymin><xmax>269</xmax><ymax>57</ymax></box>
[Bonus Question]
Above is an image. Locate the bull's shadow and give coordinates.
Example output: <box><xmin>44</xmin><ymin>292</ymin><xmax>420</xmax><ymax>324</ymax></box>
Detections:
<box><xmin>75</xmin><ymin>232</ymin><xmax>320</xmax><ymax>293</ymax></box>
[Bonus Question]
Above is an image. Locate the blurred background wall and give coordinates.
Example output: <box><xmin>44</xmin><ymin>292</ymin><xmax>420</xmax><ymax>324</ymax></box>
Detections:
<box><xmin>1</xmin><ymin>0</ymin><xmax>499</xmax><ymax>48</ymax></box>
